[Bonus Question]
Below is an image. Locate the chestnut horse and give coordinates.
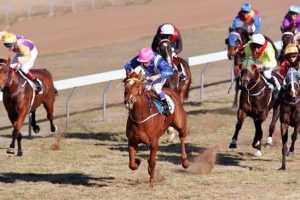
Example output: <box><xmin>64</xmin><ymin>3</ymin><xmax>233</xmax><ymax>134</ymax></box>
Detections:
<box><xmin>278</xmin><ymin>67</ymin><xmax>300</xmax><ymax>170</ymax></box>
<box><xmin>0</xmin><ymin>59</ymin><xmax>57</xmax><ymax>156</ymax></box>
<box><xmin>229</xmin><ymin>57</ymin><xmax>283</xmax><ymax>156</ymax></box>
<box><xmin>123</xmin><ymin>70</ymin><xmax>189</xmax><ymax>188</ymax></box>
<box><xmin>225</xmin><ymin>27</ymin><xmax>250</xmax><ymax>108</ymax></box>
<box><xmin>157</xmin><ymin>39</ymin><xmax>192</xmax><ymax>103</ymax></box>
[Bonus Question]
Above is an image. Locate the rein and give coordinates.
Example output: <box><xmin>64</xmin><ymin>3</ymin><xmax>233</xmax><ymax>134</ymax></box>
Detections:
<box><xmin>125</xmin><ymin>77</ymin><xmax>160</xmax><ymax>124</ymax></box>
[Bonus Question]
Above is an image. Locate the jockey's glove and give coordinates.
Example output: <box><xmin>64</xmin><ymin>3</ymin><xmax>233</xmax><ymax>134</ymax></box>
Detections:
<box><xmin>10</xmin><ymin>63</ymin><xmax>21</xmax><ymax>69</ymax></box>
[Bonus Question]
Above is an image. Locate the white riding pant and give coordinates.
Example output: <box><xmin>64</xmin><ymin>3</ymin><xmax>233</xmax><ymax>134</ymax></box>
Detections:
<box><xmin>145</xmin><ymin>77</ymin><xmax>167</xmax><ymax>94</ymax></box>
<box><xmin>12</xmin><ymin>47</ymin><xmax>38</xmax><ymax>74</ymax></box>
<box><xmin>262</xmin><ymin>69</ymin><xmax>272</xmax><ymax>79</ymax></box>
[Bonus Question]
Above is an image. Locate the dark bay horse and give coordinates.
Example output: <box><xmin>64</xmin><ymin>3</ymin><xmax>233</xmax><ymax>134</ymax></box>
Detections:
<box><xmin>225</xmin><ymin>27</ymin><xmax>250</xmax><ymax>108</ymax></box>
<box><xmin>279</xmin><ymin>68</ymin><xmax>300</xmax><ymax>170</ymax></box>
<box><xmin>229</xmin><ymin>57</ymin><xmax>283</xmax><ymax>156</ymax></box>
<box><xmin>0</xmin><ymin>59</ymin><xmax>57</xmax><ymax>156</ymax></box>
<box><xmin>123</xmin><ymin>70</ymin><xmax>189</xmax><ymax>188</ymax></box>
<box><xmin>157</xmin><ymin>39</ymin><xmax>192</xmax><ymax>103</ymax></box>
<box><xmin>278</xmin><ymin>27</ymin><xmax>299</xmax><ymax>62</ymax></box>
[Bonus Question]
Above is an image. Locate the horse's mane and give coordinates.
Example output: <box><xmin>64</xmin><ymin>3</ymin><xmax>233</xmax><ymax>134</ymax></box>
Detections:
<box><xmin>264</xmin><ymin>35</ymin><xmax>278</xmax><ymax>59</ymax></box>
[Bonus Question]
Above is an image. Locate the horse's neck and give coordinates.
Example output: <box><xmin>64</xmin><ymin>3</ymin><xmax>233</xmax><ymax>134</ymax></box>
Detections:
<box><xmin>132</xmin><ymin>93</ymin><xmax>152</xmax><ymax>119</ymax></box>
<box><xmin>5</xmin><ymin>70</ymin><xmax>27</xmax><ymax>95</ymax></box>
<box><xmin>248</xmin><ymin>74</ymin><xmax>265</xmax><ymax>92</ymax></box>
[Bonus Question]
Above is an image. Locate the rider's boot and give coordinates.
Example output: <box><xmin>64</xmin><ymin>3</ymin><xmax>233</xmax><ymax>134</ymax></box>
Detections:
<box><xmin>26</xmin><ymin>71</ymin><xmax>43</xmax><ymax>93</ymax></box>
<box><xmin>267</xmin><ymin>76</ymin><xmax>280</xmax><ymax>98</ymax></box>
<box><xmin>177</xmin><ymin>64</ymin><xmax>186</xmax><ymax>81</ymax></box>
<box><xmin>161</xmin><ymin>98</ymin><xmax>171</xmax><ymax>116</ymax></box>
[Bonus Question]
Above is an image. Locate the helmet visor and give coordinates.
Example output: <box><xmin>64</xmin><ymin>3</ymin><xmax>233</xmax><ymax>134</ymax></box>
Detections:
<box><xmin>4</xmin><ymin>43</ymin><xmax>14</xmax><ymax>48</ymax></box>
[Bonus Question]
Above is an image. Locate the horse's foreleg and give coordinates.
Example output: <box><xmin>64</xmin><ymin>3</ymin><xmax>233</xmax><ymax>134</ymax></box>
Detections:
<box><xmin>229</xmin><ymin>109</ymin><xmax>247</xmax><ymax>148</ymax></box>
<box><xmin>43</xmin><ymin>101</ymin><xmax>57</xmax><ymax>132</ymax></box>
<box><xmin>279</xmin><ymin>123</ymin><xmax>289</xmax><ymax>170</ymax></box>
<box><xmin>288</xmin><ymin>126</ymin><xmax>299</xmax><ymax>156</ymax></box>
<box><xmin>31</xmin><ymin>110</ymin><xmax>40</xmax><ymax>133</ymax></box>
<box><xmin>178</xmin><ymin>125</ymin><xmax>189</xmax><ymax>169</ymax></box>
<box><xmin>232</xmin><ymin>78</ymin><xmax>239</xmax><ymax>108</ymax></box>
<box><xmin>253</xmin><ymin>120</ymin><xmax>263</xmax><ymax>157</ymax></box>
<box><xmin>7</xmin><ymin>128</ymin><xmax>17</xmax><ymax>155</ymax></box>
<box><xmin>148</xmin><ymin>139</ymin><xmax>158</xmax><ymax>188</ymax></box>
<box><xmin>128</xmin><ymin>142</ymin><xmax>140</xmax><ymax>170</ymax></box>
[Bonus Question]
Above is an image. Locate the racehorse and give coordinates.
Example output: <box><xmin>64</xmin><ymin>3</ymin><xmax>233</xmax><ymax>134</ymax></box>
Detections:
<box><xmin>278</xmin><ymin>27</ymin><xmax>299</xmax><ymax>62</ymax></box>
<box><xmin>225</xmin><ymin>27</ymin><xmax>250</xmax><ymax>108</ymax></box>
<box><xmin>279</xmin><ymin>67</ymin><xmax>300</xmax><ymax>170</ymax></box>
<box><xmin>157</xmin><ymin>38</ymin><xmax>192</xmax><ymax>103</ymax></box>
<box><xmin>0</xmin><ymin>59</ymin><xmax>57</xmax><ymax>156</ymax></box>
<box><xmin>229</xmin><ymin>57</ymin><xmax>283</xmax><ymax>156</ymax></box>
<box><xmin>123</xmin><ymin>70</ymin><xmax>189</xmax><ymax>188</ymax></box>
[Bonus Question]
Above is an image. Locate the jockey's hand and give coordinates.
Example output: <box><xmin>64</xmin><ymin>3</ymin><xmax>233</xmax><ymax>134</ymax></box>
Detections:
<box><xmin>10</xmin><ymin>63</ymin><xmax>21</xmax><ymax>69</ymax></box>
<box><xmin>149</xmin><ymin>74</ymin><xmax>161</xmax><ymax>82</ymax></box>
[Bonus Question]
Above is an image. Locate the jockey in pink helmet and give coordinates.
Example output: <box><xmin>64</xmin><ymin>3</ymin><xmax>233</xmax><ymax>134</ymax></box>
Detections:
<box><xmin>1</xmin><ymin>32</ymin><xmax>42</xmax><ymax>93</ymax></box>
<box><xmin>151</xmin><ymin>23</ymin><xmax>185</xmax><ymax>80</ymax></box>
<box><xmin>124</xmin><ymin>47</ymin><xmax>174</xmax><ymax>115</ymax></box>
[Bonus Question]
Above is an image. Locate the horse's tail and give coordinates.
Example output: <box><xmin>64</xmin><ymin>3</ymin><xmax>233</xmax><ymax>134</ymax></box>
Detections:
<box><xmin>264</xmin><ymin>35</ymin><xmax>278</xmax><ymax>60</ymax></box>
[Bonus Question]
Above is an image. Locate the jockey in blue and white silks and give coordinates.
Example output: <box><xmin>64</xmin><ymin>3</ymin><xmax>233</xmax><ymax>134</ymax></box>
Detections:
<box><xmin>124</xmin><ymin>47</ymin><xmax>173</xmax><ymax>115</ymax></box>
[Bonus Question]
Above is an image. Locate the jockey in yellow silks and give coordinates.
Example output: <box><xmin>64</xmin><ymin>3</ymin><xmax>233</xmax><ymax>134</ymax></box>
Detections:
<box><xmin>0</xmin><ymin>32</ymin><xmax>42</xmax><ymax>93</ymax></box>
<box><xmin>244</xmin><ymin>33</ymin><xmax>280</xmax><ymax>96</ymax></box>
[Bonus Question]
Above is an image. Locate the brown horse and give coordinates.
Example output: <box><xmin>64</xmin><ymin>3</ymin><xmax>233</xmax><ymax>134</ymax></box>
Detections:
<box><xmin>278</xmin><ymin>27</ymin><xmax>298</xmax><ymax>62</ymax></box>
<box><xmin>225</xmin><ymin>27</ymin><xmax>250</xmax><ymax>108</ymax></box>
<box><xmin>278</xmin><ymin>67</ymin><xmax>300</xmax><ymax>170</ymax></box>
<box><xmin>123</xmin><ymin>70</ymin><xmax>189</xmax><ymax>188</ymax></box>
<box><xmin>229</xmin><ymin>57</ymin><xmax>282</xmax><ymax>156</ymax></box>
<box><xmin>157</xmin><ymin>39</ymin><xmax>192</xmax><ymax>103</ymax></box>
<box><xmin>0</xmin><ymin>59</ymin><xmax>57</xmax><ymax>156</ymax></box>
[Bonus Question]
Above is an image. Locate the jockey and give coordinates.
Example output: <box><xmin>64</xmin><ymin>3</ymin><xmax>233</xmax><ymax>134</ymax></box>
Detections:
<box><xmin>1</xmin><ymin>32</ymin><xmax>42</xmax><ymax>93</ymax></box>
<box><xmin>151</xmin><ymin>23</ymin><xmax>185</xmax><ymax>81</ymax></box>
<box><xmin>280</xmin><ymin>43</ymin><xmax>300</xmax><ymax>77</ymax></box>
<box><xmin>244</xmin><ymin>33</ymin><xmax>281</xmax><ymax>96</ymax></box>
<box><xmin>281</xmin><ymin>5</ymin><xmax>300</xmax><ymax>45</ymax></box>
<box><xmin>124</xmin><ymin>47</ymin><xmax>174</xmax><ymax>115</ymax></box>
<box><xmin>231</xmin><ymin>3</ymin><xmax>261</xmax><ymax>38</ymax></box>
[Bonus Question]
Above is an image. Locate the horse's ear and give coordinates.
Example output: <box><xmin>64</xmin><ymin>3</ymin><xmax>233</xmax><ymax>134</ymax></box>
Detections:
<box><xmin>228</xmin><ymin>27</ymin><xmax>233</xmax><ymax>33</ymax></box>
<box><xmin>126</xmin><ymin>69</ymin><xmax>131</xmax><ymax>77</ymax></box>
<box><xmin>137</xmin><ymin>70</ymin><xmax>142</xmax><ymax>80</ymax></box>
<box><xmin>225</xmin><ymin>38</ymin><xmax>229</xmax><ymax>45</ymax></box>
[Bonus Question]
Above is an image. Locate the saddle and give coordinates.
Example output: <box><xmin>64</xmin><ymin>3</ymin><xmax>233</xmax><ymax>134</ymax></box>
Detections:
<box><xmin>18</xmin><ymin>70</ymin><xmax>43</xmax><ymax>94</ymax></box>
<box><xmin>148</xmin><ymin>92</ymin><xmax>175</xmax><ymax>115</ymax></box>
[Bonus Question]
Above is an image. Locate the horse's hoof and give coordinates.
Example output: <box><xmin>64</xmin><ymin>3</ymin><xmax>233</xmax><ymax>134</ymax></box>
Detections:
<box><xmin>287</xmin><ymin>151</ymin><xmax>295</xmax><ymax>157</ymax></box>
<box><xmin>229</xmin><ymin>143</ymin><xmax>237</xmax><ymax>148</ymax></box>
<box><xmin>149</xmin><ymin>178</ymin><xmax>155</xmax><ymax>188</ymax></box>
<box><xmin>51</xmin><ymin>125</ymin><xmax>58</xmax><ymax>132</ymax></box>
<box><xmin>278</xmin><ymin>166</ymin><xmax>286</xmax><ymax>171</ymax></box>
<box><xmin>6</xmin><ymin>148</ymin><xmax>14</xmax><ymax>154</ymax></box>
<box><xmin>254</xmin><ymin>150</ymin><xmax>262</xmax><ymax>157</ymax></box>
<box><xmin>33</xmin><ymin>125</ymin><xmax>40</xmax><ymax>133</ymax></box>
<box><xmin>129</xmin><ymin>158</ymin><xmax>140</xmax><ymax>170</ymax></box>
<box><xmin>182</xmin><ymin>158</ymin><xmax>189</xmax><ymax>169</ymax></box>
<box><xmin>17</xmin><ymin>150</ymin><xmax>23</xmax><ymax>157</ymax></box>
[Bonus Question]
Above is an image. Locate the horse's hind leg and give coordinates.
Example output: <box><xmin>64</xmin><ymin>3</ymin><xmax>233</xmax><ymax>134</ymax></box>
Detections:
<box><xmin>266</xmin><ymin>105</ymin><xmax>280</xmax><ymax>147</ymax></box>
<box><xmin>148</xmin><ymin>138</ymin><xmax>158</xmax><ymax>188</ymax></box>
<box><xmin>43</xmin><ymin>101</ymin><xmax>57</xmax><ymax>132</ymax></box>
<box><xmin>31</xmin><ymin>110</ymin><xmax>40</xmax><ymax>133</ymax></box>
<box><xmin>173</xmin><ymin>118</ymin><xmax>189</xmax><ymax>169</ymax></box>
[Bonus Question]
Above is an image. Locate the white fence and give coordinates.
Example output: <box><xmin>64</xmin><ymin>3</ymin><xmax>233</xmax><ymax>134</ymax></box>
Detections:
<box><xmin>0</xmin><ymin>40</ymin><xmax>282</xmax><ymax>134</ymax></box>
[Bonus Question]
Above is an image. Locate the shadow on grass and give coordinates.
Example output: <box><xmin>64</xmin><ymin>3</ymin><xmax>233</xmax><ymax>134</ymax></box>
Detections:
<box><xmin>0</xmin><ymin>172</ymin><xmax>114</xmax><ymax>187</ymax></box>
<box><xmin>66</xmin><ymin>132</ymin><xmax>127</xmax><ymax>142</ymax></box>
<box><xmin>187</xmin><ymin>107</ymin><xmax>236</xmax><ymax>116</ymax></box>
